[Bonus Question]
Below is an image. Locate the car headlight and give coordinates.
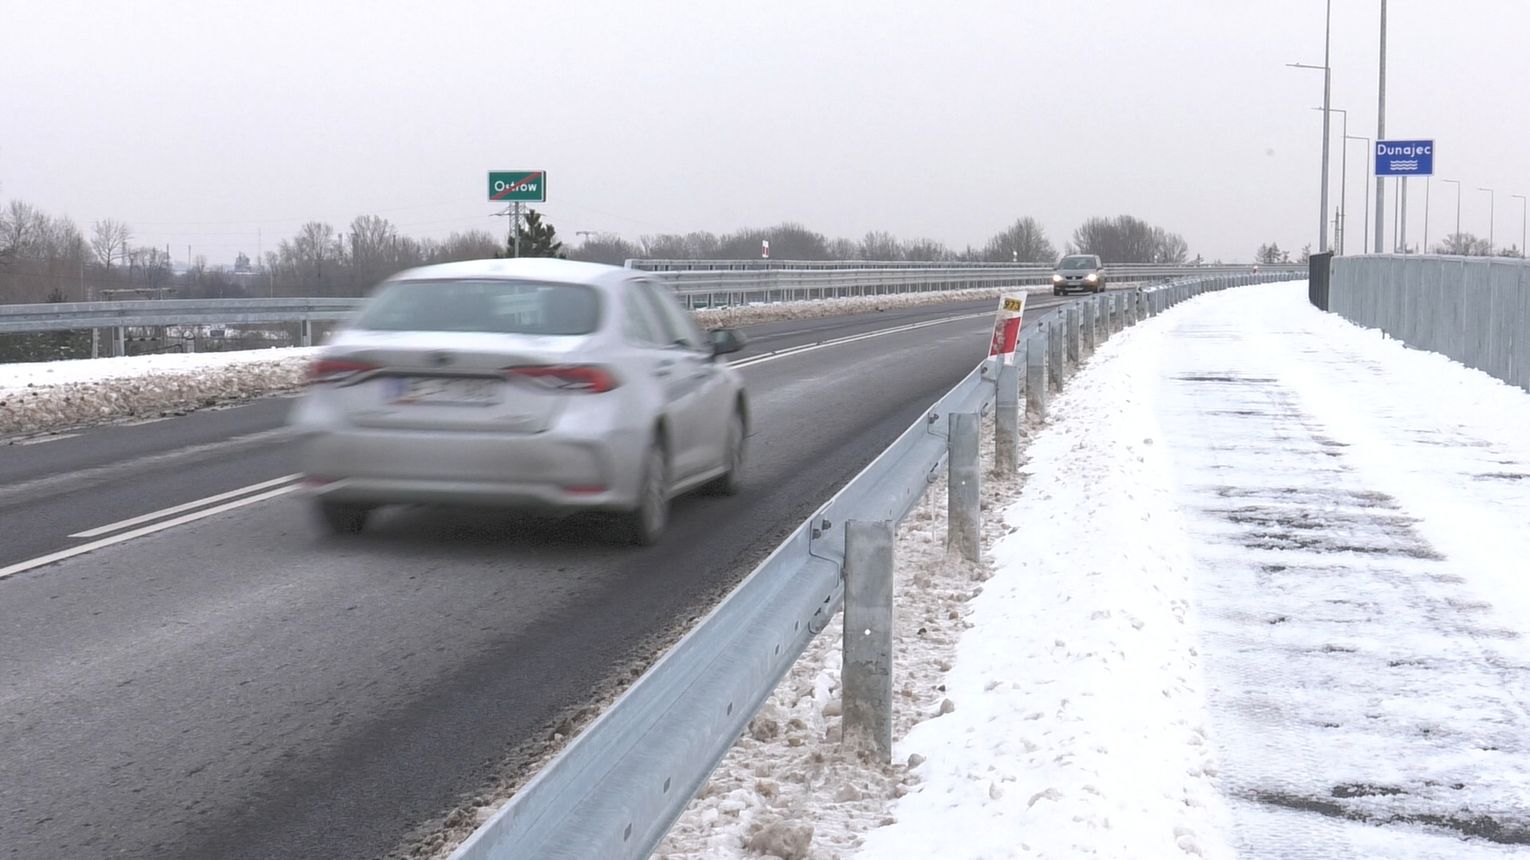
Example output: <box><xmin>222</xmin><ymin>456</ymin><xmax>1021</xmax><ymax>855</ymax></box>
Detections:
<box><xmin>1085</xmin><ymin>273</ymin><xmax>1099</xmax><ymax>282</ymax></box>
<box><xmin>1051</xmin><ymin>275</ymin><xmax>1063</xmax><ymax>283</ymax></box>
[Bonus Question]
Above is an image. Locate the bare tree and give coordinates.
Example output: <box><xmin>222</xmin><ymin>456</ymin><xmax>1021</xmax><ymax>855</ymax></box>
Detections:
<box><xmin>430</xmin><ymin>230</ymin><xmax>500</xmax><ymax>263</ymax></box>
<box><xmin>90</xmin><ymin>219</ymin><xmax>132</xmax><ymax>270</ymax></box>
<box><xmin>1434</xmin><ymin>232</ymin><xmax>1495</xmax><ymax>256</ymax></box>
<box><xmin>1</xmin><ymin>200</ymin><xmax>43</xmax><ymax>262</ymax></box>
<box><xmin>347</xmin><ymin>215</ymin><xmax>400</xmax><ymax>271</ymax></box>
<box><xmin>900</xmin><ymin>237</ymin><xmax>953</xmax><ymax>261</ymax></box>
<box><xmin>981</xmin><ymin>217</ymin><xmax>1056</xmax><ymax>263</ymax></box>
<box><xmin>858</xmin><ymin>230</ymin><xmax>903</xmax><ymax>261</ymax></box>
<box><xmin>1070</xmin><ymin>215</ymin><xmax>1189</xmax><ymax>263</ymax></box>
<box><xmin>568</xmin><ymin>233</ymin><xmax>640</xmax><ymax>266</ymax></box>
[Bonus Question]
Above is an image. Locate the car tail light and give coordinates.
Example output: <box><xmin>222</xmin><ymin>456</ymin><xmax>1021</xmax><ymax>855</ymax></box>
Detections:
<box><xmin>308</xmin><ymin>357</ymin><xmax>378</xmax><ymax>384</ymax></box>
<box><xmin>505</xmin><ymin>365</ymin><xmax>619</xmax><ymax>393</ymax></box>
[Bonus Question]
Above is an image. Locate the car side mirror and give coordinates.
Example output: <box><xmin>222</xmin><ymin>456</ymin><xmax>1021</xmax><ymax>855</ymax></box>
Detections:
<box><xmin>709</xmin><ymin>328</ymin><xmax>746</xmax><ymax>358</ymax></box>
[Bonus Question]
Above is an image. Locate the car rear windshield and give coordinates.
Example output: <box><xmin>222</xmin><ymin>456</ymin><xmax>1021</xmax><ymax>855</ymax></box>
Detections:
<box><xmin>353</xmin><ymin>279</ymin><xmax>602</xmax><ymax>335</ymax></box>
<box><xmin>1058</xmin><ymin>256</ymin><xmax>1099</xmax><ymax>269</ymax></box>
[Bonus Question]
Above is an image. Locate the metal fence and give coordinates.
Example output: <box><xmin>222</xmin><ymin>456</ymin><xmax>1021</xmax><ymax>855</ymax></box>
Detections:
<box><xmin>448</xmin><ymin>271</ymin><xmax>1298</xmax><ymax>860</ymax></box>
<box><xmin>1328</xmin><ymin>254</ymin><xmax>1530</xmax><ymax>392</ymax></box>
<box><xmin>0</xmin><ymin>263</ymin><xmax>1292</xmax><ymax>357</ymax></box>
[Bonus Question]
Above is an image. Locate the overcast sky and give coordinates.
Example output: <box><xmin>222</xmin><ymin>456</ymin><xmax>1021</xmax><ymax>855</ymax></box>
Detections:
<box><xmin>3</xmin><ymin>0</ymin><xmax>1526</xmax><ymax>265</ymax></box>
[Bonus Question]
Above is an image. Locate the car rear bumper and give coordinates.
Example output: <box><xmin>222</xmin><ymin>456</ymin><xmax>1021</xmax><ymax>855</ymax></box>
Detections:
<box><xmin>296</xmin><ymin>427</ymin><xmax>642</xmax><ymax>511</ymax></box>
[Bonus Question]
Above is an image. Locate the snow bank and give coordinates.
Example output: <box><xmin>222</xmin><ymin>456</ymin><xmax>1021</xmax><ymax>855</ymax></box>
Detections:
<box><xmin>689</xmin><ymin>285</ymin><xmax>1052</xmax><ymax>330</ymax></box>
<box><xmin>0</xmin><ymin>286</ymin><xmax>1051</xmax><ymax>439</ymax></box>
<box><xmin>656</xmin><ymin>417</ymin><xmax>1024</xmax><ymax>860</ymax></box>
<box><xmin>658</xmin><ymin>294</ymin><xmax>1227</xmax><ymax>859</ymax></box>
<box><xmin>0</xmin><ymin>349</ymin><xmax>316</xmax><ymax>438</ymax></box>
<box><xmin>850</xmin><ymin>310</ymin><xmax>1231</xmax><ymax>859</ymax></box>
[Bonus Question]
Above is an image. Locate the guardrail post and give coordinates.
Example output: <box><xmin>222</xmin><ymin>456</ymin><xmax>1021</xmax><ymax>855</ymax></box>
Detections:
<box><xmin>1048</xmin><ymin>321</ymin><xmax>1064</xmax><ymax>390</ymax></box>
<box><xmin>995</xmin><ymin>361</ymin><xmax>1020</xmax><ymax>474</ymax></box>
<box><xmin>1125</xmin><ymin>292</ymin><xmax>1138</xmax><ymax>326</ymax></box>
<box><xmin>1025</xmin><ymin>332</ymin><xmax>1048</xmax><ymax>419</ymax></box>
<box><xmin>843</xmin><ymin>519</ymin><xmax>895</xmax><ymax>763</ymax></box>
<box><xmin>948</xmin><ymin>412</ymin><xmax>981</xmax><ymax>562</ymax></box>
<box><xmin>112</xmin><ymin>326</ymin><xmax>125</xmax><ymax>357</ymax></box>
<box><xmin>1081</xmin><ymin>302</ymin><xmax>1095</xmax><ymax>354</ymax></box>
<box><xmin>1066</xmin><ymin>306</ymin><xmax>1081</xmax><ymax>365</ymax></box>
<box><xmin>300</xmin><ymin>319</ymin><xmax>313</xmax><ymax>348</ymax></box>
<box><xmin>1095</xmin><ymin>295</ymin><xmax>1109</xmax><ymax>341</ymax></box>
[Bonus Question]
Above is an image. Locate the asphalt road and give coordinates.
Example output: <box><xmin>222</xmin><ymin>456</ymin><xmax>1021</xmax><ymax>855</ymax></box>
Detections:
<box><xmin>0</xmin><ymin>295</ymin><xmax>1064</xmax><ymax>859</ymax></box>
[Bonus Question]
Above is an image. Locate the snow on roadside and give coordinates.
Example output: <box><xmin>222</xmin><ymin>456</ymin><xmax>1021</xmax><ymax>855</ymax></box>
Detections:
<box><xmin>689</xmin><ymin>284</ymin><xmax>1053</xmax><ymax>330</ymax></box>
<box><xmin>0</xmin><ymin>286</ymin><xmax>1052</xmax><ymax>439</ymax></box>
<box><xmin>0</xmin><ymin>349</ymin><xmax>316</xmax><ymax>438</ymax></box>
<box><xmin>655</xmin><ymin>416</ymin><xmax>1022</xmax><ymax>860</ymax></box>
<box><xmin>657</xmin><ymin>300</ymin><xmax>1229</xmax><ymax>859</ymax></box>
<box><xmin>850</xmin><ymin>312</ymin><xmax>1231</xmax><ymax>859</ymax></box>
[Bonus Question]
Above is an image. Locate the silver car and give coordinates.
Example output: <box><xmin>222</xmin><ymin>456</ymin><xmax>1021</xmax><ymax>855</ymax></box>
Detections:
<box><xmin>1052</xmin><ymin>254</ymin><xmax>1106</xmax><ymax>295</ymax></box>
<box><xmin>288</xmin><ymin>258</ymin><xmax>749</xmax><ymax>545</ymax></box>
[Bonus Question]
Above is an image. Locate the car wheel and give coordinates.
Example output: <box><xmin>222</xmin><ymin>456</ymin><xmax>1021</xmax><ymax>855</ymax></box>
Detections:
<box><xmin>706</xmin><ymin>411</ymin><xmax>746</xmax><ymax>496</ymax></box>
<box><xmin>318</xmin><ymin>501</ymin><xmax>370</xmax><ymax>535</ymax></box>
<box><xmin>622</xmin><ymin>441</ymin><xmax>669</xmax><ymax>546</ymax></box>
<box><xmin>1052</xmin><ymin>288</ymin><xmax>1061</xmax><ymax>296</ymax></box>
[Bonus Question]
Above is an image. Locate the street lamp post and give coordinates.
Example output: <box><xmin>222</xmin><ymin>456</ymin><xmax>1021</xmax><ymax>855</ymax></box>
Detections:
<box><xmin>1514</xmin><ymin>194</ymin><xmax>1527</xmax><ymax>258</ymax></box>
<box><xmin>1289</xmin><ymin>0</ymin><xmax>1333</xmax><ymax>254</ymax></box>
<box><xmin>1314</xmin><ymin>107</ymin><xmax>1348</xmax><ymax>253</ymax></box>
<box><xmin>1375</xmin><ymin>0</ymin><xmax>1388</xmax><ymax>253</ymax></box>
<box><xmin>1291</xmin><ymin>63</ymin><xmax>1333</xmax><ymax>252</ymax></box>
<box><xmin>1347</xmin><ymin>134</ymin><xmax>1371</xmax><ymax>253</ymax></box>
<box><xmin>1442</xmin><ymin>179</ymin><xmax>1461</xmax><ymax>254</ymax></box>
<box><xmin>1479</xmin><ymin>188</ymin><xmax>1496</xmax><ymax>253</ymax></box>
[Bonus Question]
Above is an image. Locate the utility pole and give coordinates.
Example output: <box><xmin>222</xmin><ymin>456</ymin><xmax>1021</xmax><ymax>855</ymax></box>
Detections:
<box><xmin>1479</xmin><ymin>187</ymin><xmax>1496</xmax><ymax>252</ymax></box>
<box><xmin>1443</xmin><ymin>179</ymin><xmax>1461</xmax><ymax>252</ymax></box>
<box><xmin>1423</xmin><ymin>177</ymin><xmax>1430</xmax><ymax>253</ymax></box>
<box><xmin>1348</xmin><ymin>135</ymin><xmax>1372</xmax><ymax>253</ymax></box>
<box><xmin>1289</xmin><ymin>55</ymin><xmax>1333</xmax><ymax>253</ymax></box>
<box><xmin>1375</xmin><ymin>0</ymin><xmax>1387</xmax><ymax>253</ymax></box>
<box><xmin>1320</xmin><ymin>0</ymin><xmax>1332</xmax><ymax>253</ymax></box>
<box><xmin>1514</xmin><ymin>194</ymin><xmax>1527</xmax><ymax>258</ymax></box>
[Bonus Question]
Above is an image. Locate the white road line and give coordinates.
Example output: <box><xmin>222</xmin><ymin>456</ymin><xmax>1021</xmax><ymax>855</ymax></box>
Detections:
<box><xmin>69</xmin><ymin>474</ymin><xmax>301</xmax><ymax>538</ymax></box>
<box><xmin>730</xmin><ymin>311</ymin><xmax>993</xmax><ymax>369</ymax></box>
<box><xmin>11</xmin><ymin>433</ymin><xmax>83</xmax><ymax>446</ymax></box>
<box><xmin>1</xmin><ymin>485</ymin><xmax>298</xmax><ymax>581</ymax></box>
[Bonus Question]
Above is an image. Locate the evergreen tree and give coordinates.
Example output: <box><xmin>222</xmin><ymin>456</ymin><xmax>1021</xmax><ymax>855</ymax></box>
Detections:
<box><xmin>504</xmin><ymin>209</ymin><xmax>566</xmax><ymax>258</ymax></box>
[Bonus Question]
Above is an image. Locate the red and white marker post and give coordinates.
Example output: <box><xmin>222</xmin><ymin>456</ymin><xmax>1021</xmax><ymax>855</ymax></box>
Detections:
<box><xmin>988</xmin><ymin>293</ymin><xmax>1027</xmax><ymax>363</ymax></box>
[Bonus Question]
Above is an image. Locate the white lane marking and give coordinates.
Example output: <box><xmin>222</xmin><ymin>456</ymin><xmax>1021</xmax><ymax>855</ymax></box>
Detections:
<box><xmin>730</xmin><ymin>311</ymin><xmax>992</xmax><ymax>369</ymax></box>
<box><xmin>11</xmin><ymin>433</ymin><xmax>83</xmax><ymax>446</ymax></box>
<box><xmin>729</xmin><ymin>298</ymin><xmax>1071</xmax><ymax>370</ymax></box>
<box><xmin>0</xmin><ymin>485</ymin><xmax>298</xmax><ymax>581</ymax></box>
<box><xmin>69</xmin><ymin>474</ymin><xmax>302</xmax><ymax>538</ymax></box>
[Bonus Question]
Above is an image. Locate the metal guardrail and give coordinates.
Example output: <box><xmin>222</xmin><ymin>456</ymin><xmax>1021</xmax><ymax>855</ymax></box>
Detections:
<box><xmin>628</xmin><ymin>258</ymin><xmax>1296</xmax><ymax>274</ymax></box>
<box><xmin>448</xmin><ymin>271</ymin><xmax>1299</xmax><ymax>860</ymax></box>
<box><xmin>1328</xmin><ymin>254</ymin><xmax>1530</xmax><ymax>392</ymax></box>
<box><xmin>0</xmin><ymin>264</ymin><xmax>1297</xmax><ymax>342</ymax></box>
<box><xmin>0</xmin><ymin>297</ymin><xmax>359</xmax><ymax>334</ymax></box>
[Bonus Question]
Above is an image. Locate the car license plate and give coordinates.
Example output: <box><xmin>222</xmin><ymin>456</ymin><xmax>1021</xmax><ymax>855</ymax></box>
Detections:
<box><xmin>386</xmin><ymin>376</ymin><xmax>501</xmax><ymax>406</ymax></box>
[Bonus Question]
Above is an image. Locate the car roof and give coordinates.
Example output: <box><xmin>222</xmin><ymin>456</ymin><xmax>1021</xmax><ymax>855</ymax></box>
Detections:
<box><xmin>386</xmin><ymin>258</ymin><xmax>638</xmax><ymax>288</ymax></box>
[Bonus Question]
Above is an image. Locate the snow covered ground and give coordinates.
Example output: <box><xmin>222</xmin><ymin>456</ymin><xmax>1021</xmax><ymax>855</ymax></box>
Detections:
<box><xmin>0</xmin><ymin>285</ymin><xmax>1049</xmax><ymax>439</ymax></box>
<box><xmin>0</xmin><ymin>348</ymin><xmax>317</xmax><ymax>438</ymax></box>
<box><xmin>656</xmin><ymin>281</ymin><xmax>1530</xmax><ymax>859</ymax></box>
